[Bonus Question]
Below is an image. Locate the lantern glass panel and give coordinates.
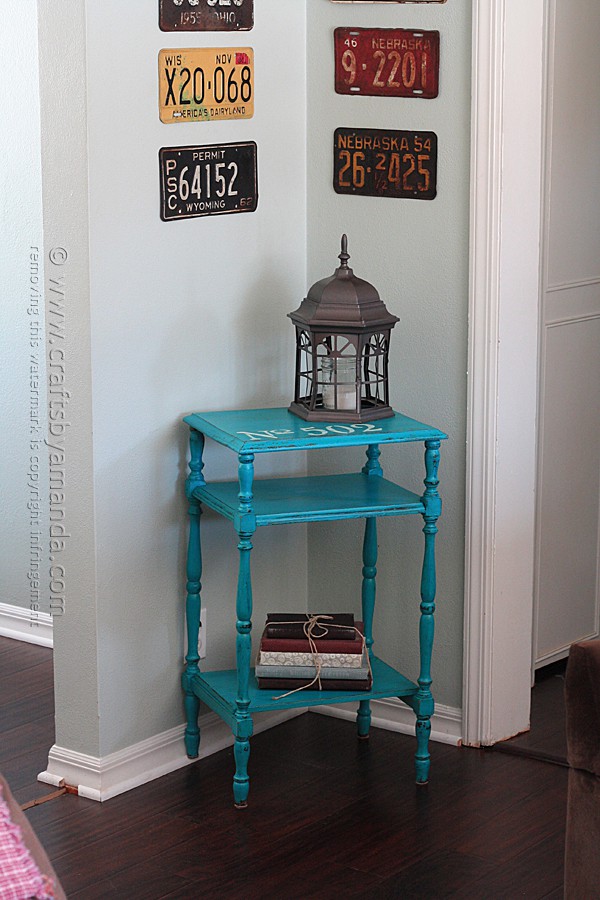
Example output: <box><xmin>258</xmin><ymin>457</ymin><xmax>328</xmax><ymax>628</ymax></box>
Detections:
<box><xmin>363</xmin><ymin>332</ymin><xmax>390</xmax><ymax>407</ymax></box>
<box><xmin>317</xmin><ymin>335</ymin><xmax>358</xmax><ymax>412</ymax></box>
<box><xmin>296</xmin><ymin>329</ymin><xmax>314</xmax><ymax>407</ymax></box>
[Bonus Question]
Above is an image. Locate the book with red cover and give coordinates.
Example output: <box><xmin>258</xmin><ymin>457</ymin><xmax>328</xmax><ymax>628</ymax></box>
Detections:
<box><xmin>265</xmin><ymin>613</ymin><xmax>355</xmax><ymax>640</ymax></box>
<box><xmin>257</xmin><ymin>675</ymin><xmax>372</xmax><ymax>692</ymax></box>
<box><xmin>260</xmin><ymin>621</ymin><xmax>364</xmax><ymax>655</ymax></box>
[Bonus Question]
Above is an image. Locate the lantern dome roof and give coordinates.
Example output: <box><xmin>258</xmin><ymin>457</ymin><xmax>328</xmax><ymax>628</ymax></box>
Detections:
<box><xmin>289</xmin><ymin>235</ymin><xmax>399</xmax><ymax>332</ymax></box>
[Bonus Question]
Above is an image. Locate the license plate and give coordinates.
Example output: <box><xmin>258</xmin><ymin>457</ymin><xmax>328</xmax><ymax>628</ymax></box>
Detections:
<box><xmin>159</xmin><ymin>142</ymin><xmax>258</xmax><ymax>220</ymax></box>
<box><xmin>335</xmin><ymin>28</ymin><xmax>439</xmax><ymax>99</ymax></box>
<box><xmin>334</xmin><ymin>128</ymin><xmax>437</xmax><ymax>200</ymax></box>
<box><xmin>159</xmin><ymin>47</ymin><xmax>254</xmax><ymax>123</ymax></box>
<box><xmin>331</xmin><ymin>2</ymin><xmax>446</xmax><ymax>5</ymax></box>
<box><xmin>159</xmin><ymin>0</ymin><xmax>254</xmax><ymax>32</ymax></box>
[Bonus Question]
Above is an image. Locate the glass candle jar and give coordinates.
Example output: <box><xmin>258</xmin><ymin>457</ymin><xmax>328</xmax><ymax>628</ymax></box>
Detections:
<box><xmin>321</xmin><ymin>357</ymin><xmax>357</xmax><ymax>411</ymax></box>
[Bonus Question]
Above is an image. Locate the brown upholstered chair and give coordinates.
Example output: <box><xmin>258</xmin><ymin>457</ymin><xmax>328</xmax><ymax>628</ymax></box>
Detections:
<box><xmin>564</xmin><ymin>639</ymin><xmax>600</xmax><ymax>899</ymax></box>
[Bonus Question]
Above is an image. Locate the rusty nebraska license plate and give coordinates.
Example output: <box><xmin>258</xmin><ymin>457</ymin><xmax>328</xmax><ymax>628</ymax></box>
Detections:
<box><xmin>159</xmin><ymin>0</ymin><xmax>254</xmax><ymax>32</ymax></box>
<box><xmin>159</xmin><ymin>47</ymin><xmax>254</xmax><ymax>123</ymax></box>
<box><xmin>335</xmin><ymin>27</ymin><xmax>439</xmax><ymax>98</ymax></box>
<box><xmin>334</xmin><ymin>128</ymin><xmax>437</xmax><ymax>200</ymax></box>
<box><xmin>159</xmin><ymin>142</ymin><xmax>258</xmax><ymax>220</ymax></box>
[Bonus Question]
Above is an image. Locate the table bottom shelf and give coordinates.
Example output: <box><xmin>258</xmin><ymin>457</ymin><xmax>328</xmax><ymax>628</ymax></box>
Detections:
<box><xmin>191</xmin><ymin>655</ymin><xmax>418</xmax><ymax>720</ymax></box>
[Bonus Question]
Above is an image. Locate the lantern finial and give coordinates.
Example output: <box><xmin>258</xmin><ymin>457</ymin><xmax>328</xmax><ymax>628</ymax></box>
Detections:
<box><xmin>338</xmin><ymin>234</ymin><xmax>350</xmax><ymax>269</ymax></box>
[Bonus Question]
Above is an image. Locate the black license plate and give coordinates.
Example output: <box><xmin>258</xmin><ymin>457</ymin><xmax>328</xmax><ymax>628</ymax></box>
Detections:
<box><xmin>159</xmin><ymin>0</ymin><xmax>254</xmax><ymax>32</ymax></box>
<box><xmin>159</xmin><ymin>142</ymin><xmax>258</xmax><ymax>221</ymax></box>
<box><xmin>334</xmin><ymin>127</ymin><xmax>437</xmax><ymax>200</ymax></box>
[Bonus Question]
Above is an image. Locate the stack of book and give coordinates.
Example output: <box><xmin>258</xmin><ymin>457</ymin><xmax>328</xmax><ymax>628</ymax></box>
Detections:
<box><xmin>256</xmin><ymin>613</ymin><xmax>372</xmax><ymax>692</ymax></box>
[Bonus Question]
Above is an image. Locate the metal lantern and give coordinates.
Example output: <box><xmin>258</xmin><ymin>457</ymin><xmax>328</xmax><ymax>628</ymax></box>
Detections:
<box><xmin>288</xmin><ymin>235</ymin><xmax>399</xmax><ymax>422</ymax></box>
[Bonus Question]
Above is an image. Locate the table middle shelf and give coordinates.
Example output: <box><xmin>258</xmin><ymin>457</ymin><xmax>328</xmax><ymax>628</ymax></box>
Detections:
<box><xmin>190</xmin><ymin>656</ymin><xmax>419</xmax><ymax>724</ymax></box>
<box><xmin>193</xmin><ymin>472</ymin><xmax>424</xmax><ymax>526</ymax></box>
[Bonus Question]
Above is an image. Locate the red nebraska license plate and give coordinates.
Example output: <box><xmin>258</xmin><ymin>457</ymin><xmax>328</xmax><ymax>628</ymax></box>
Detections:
<box><xmin>335</xmin><ymin>27</ymin><xmax>440</xmax><ymax>99</ymax></box>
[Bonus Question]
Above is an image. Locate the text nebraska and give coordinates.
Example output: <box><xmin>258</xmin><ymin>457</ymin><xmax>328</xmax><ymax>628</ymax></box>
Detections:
<box><xmin>371</xmin><ymin>37</ymin><xmax>432</xmax><ymax>51</ymax></box>
<box><xmin>337</xmin><ymin>133</ymin><xmax>423</xmax><ymax>152</ymax></box>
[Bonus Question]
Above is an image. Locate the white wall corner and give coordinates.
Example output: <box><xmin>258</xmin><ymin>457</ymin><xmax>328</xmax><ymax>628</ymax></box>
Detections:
<box><xmin>0</xmin><ymin>602</ymin><xmax>53</xmax><ymax>648</ymax></box>
<box><xmin>464</xmin><ymin>0</ymin><xmax>505</xmax><ymax>748</ymax></box>
<box><xmin>38</xmin><ymin>707</ymin><xmax>306</xmax><ymax>802</ymax></box>
<box><xmin>312</xmin><ymin>699</ymin><xmax>462</xmax><ymax>747</ymax></box>
<box><xmin>464</xmin><ymin>0</ymin><xmax>545</xmax><ymax>746</ymax></box>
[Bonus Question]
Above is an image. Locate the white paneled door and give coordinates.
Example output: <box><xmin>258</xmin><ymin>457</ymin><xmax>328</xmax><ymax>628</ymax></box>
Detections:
<box><xmin>534</xmin><ymin>0</ymin><xmax>600</xmax><ymax>666</ymax></box>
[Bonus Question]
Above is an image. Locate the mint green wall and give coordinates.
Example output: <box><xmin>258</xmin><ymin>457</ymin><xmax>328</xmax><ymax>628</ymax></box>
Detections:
<box><xmin>40</xmin><ymin>0</ymin><xmax>308</xmax><ymax>759</ymax></box>
<box><xmin>0</xmin><ymin>2</ymin><xmax>48</xmax><ymax>616</ymax></box>
<box><xmin>38</xmin><ymin>0</ymin><xmax>469</xmax><ymax>766</ymax></box>
<box><xmin>86</xmin><ymin>0</ymin><xmax>309</xmax><ymax>757</ymax></box>
<box><xmin>38</xmin><ymin>0</ymin><xmax>101</xmax><ymax>756</ymax></box>
<box><xmin>306</xmin><ymin>0</ymin><xmax>471</xmax><ymax>710</ymax></box>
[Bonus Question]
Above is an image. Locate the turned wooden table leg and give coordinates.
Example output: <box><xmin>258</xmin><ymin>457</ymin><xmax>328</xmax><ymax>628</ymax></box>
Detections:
<box><xmin>357</xmin><ymin>444</ymin><xmax>382</xmax><ymax>740</ymax></box>
<box><xmin>182</xmin><ymin>429</ymin><xmax>205</xmax><ymax>759</ymax></box>
<box><xmin>358</xmin><ymin>515</ymin><xmax>378</xmax><ymax>740</ymax></box>
<box><xmin>415</xmin><ymin>439</ymin><xmax>441</xmax><ymax>785</ymax></box>
<box><xmin>233</xmin><ymin>451</ymin><xmax>255</xmax><ymax>808</ymax></box>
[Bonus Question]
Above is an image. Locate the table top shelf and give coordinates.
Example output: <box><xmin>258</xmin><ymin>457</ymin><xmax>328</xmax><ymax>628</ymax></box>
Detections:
<box><xmin>193</xmin><ymin>472</ymin><xmax>424</xmax><ymax>526</ymax></box>
<box><xmin>191</xmin><ymin>656</ymin><xmax>418</xmax><ymax>721</ymax></box>
<box><xmin>184</xmin><ymin>407</ymin><xmax>447</xmax><ymax>455</ymax></box>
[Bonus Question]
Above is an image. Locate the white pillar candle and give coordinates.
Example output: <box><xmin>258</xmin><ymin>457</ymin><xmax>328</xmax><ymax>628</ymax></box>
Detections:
<box><xmin>321</xmin><ymin>357</ymin><xmax>357</xmax><ymax>411</ymax></box>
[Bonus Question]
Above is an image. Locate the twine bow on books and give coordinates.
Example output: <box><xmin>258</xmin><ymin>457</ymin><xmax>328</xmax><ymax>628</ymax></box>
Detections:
<box><xmin>257</xmin><ymin>614</ymin><xmax>371</xmax><ymax>700</ymax></box>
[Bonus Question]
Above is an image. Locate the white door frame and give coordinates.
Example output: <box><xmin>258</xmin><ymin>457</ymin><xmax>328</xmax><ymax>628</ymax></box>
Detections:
<box><xmin>463</xmin><ymin>0</ymin><xmax>546</xmax><ymax>746</ymax></box>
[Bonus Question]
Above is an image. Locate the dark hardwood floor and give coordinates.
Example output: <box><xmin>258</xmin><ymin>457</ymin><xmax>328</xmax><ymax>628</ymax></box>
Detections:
<box><xmin>493</xmin><ymin>660</ymin><xmax>568</xmax><ymax>767</ymax></box>
<box><xmin>1</xmin><ymin>636</ymin><xmax>568</xmax><ymax>899</ymax></box>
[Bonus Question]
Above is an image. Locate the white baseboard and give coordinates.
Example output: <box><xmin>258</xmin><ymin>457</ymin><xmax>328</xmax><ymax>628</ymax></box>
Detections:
<box><xmin>37</xmin><ymin>695</ymin><xmax>462</xmax><ymax>802</ymax></box>
<box><xmin>0</xmin><ymin>602</ymin><xmax>53</xmax><ymax>648</ymax></box>
<box><xmin>38</xmin><ymin>706</ymin><xmax>306</xmax><ymax>802</ymax></box>
<box><xmin>311</xmin><ymin>697</ymin><xmax>463</xmax><ymax>746</ymax></box>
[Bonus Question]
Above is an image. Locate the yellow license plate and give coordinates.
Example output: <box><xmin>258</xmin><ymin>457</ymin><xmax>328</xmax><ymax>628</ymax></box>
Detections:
<box><xmin>159</xmin><ymin>47</ymin><xmax>254</xmax><ymax>123</ymax></box>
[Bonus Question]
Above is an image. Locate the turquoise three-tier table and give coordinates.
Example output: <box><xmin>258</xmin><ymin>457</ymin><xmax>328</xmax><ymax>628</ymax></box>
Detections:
<box><xmin>182</xmin><ymin>407</ymin><xmax>447</xmax><ymax>807</ymax></box>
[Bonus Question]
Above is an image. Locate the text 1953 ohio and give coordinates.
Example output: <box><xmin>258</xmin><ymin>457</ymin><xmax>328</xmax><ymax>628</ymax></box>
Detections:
<box><xmin>159</xmin><ymin>0</ymin><xmax>254</xmax><ymax>32</ymax></box>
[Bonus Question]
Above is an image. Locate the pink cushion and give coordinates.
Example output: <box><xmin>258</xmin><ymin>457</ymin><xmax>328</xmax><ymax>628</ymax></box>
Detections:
<box><xmin>0</xmin><ymin>786</ymin><xmax>55</xmax><ymax>899</ymax></box>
